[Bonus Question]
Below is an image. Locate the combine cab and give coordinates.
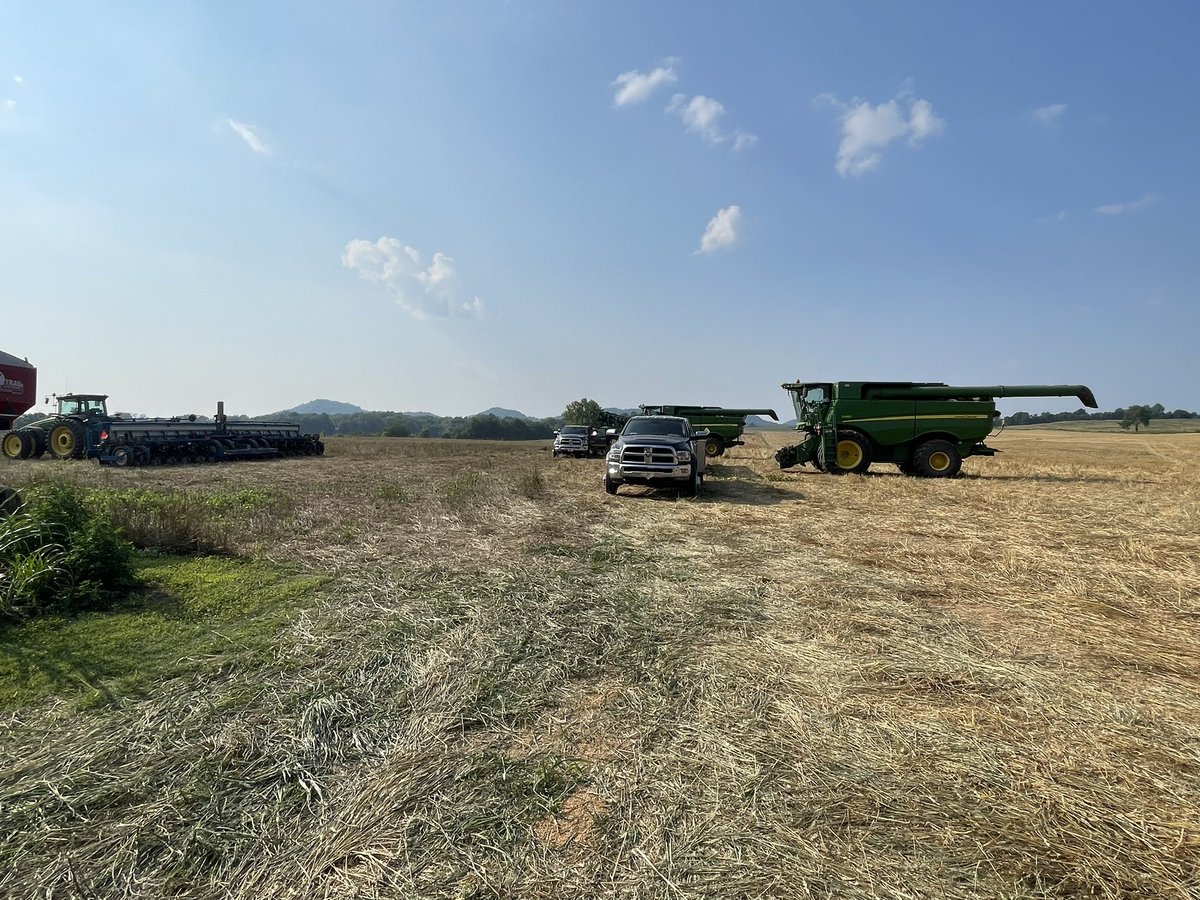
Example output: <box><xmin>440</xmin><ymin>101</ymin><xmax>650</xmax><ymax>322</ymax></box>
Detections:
<box><xmin>776</xmin><ymin>381</ymin><xmax>1097</xmax><ymax>477</ymax></box>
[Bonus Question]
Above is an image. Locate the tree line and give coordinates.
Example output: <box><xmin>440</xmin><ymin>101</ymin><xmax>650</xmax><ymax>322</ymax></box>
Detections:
<box><xmin>1003</xmin><ymin>402</ymin><xmax>1196</xmax><ymax>432</ymax></box>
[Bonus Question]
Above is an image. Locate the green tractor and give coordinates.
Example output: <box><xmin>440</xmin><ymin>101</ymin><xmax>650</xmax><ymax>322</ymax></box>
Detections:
<box><xmin>2</xmin><ymin>394</ymin><xmax>110</xmax><ymax>460</ymax></box>
<box><xmin>775</xmin><ymin>381</ymin><xmax>1097</xmax><ymax>477</ymax></box>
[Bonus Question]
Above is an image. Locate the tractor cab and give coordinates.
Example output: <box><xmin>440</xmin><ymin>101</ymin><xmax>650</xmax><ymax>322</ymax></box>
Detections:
<box><xmin>53</xmin><ymin>394</ymin><xmax>109</xmax><ymax>420</ymax></box>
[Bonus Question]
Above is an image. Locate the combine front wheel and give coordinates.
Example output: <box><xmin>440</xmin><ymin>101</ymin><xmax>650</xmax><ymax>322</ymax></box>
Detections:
<box><xmin>913</xmin><ymin>440</ymin><xmax>962</xmax><ymax>478</ymax></box>
<box><xmin>831</xmin><ymin>431</ymin><xmax>872</xmax><ymax>475</ymax></box>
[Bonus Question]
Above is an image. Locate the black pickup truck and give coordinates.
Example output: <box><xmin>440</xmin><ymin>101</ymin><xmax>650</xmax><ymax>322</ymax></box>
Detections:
<box><xmin>603</xmin><ymin>415</ymin><xmax>708</xmax><ymax>497</ymax></box>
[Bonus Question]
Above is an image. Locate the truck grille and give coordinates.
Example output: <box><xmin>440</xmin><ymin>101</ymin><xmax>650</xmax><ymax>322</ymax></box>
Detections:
<box><xmin>620</xmin><ymin>444</ymin><xmax>676</xmax><ymax>466</ymax></box>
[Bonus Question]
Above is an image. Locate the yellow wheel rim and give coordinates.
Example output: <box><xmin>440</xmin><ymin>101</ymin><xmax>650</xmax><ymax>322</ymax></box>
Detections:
<box><xmin>836</xmin><ymin>439</ymin><xmax>864</xmax><ymax>469</ymax></box>
<box><xmin>706</xmin><ymin>440</ymin><xmax>719</xmax><ymax>456</ymax></box>
<box><xmin>3</xmin><ymin>433</ymin><xmax>22</xmax><ymax>457</ymax></box>
<box><xmin>928</xmin><ymin>451</ymin><xmax>951</xmax><ymax>471</ymax></box>
<box><xmin>51</xmin><ymin>427</ymin><xmax>76</xmax><ymax>455</ymax></box>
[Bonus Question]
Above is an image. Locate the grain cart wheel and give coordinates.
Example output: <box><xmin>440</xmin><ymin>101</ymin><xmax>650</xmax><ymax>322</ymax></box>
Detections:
<box><xmin>913</xmin><ymin>439</ymin><xmax>962</xmax><ymax>478</ymax></box>
<box><xmin>2</xmin><ymin>431</ymin><xmax>32</xmax><ymax>460</ymax></box>
<box><xmin>704</xmin><ymin>435</ymin><xmax>725</xmax><ymax>458</ymax></box>
<box><xmin>0</xmin><ymin>485</ymin><xmax>24</xmax><ymax>518</ymax></box>
<box><xmin>49</xmin><ymin>422</ymin><xmax>86</xmax><ymax>459</ymax></box>
<box><xmin>831</xmin><ymin>430</ymin><xmax>872</xmax><ymax>475</ymax></box>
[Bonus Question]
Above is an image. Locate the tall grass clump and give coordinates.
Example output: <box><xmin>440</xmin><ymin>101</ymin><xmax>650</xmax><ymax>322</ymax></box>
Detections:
<box><xmin>0</xmin><ymin>482</ymin><xmax>135</xmax><ymax>621</ymax></box>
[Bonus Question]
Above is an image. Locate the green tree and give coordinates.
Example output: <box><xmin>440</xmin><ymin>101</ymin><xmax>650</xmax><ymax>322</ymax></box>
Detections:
<box><xmin>563</xmin><ymin>398</ymin><xmax>606</xmax><ymax>427</ymax></box>
<box><xmin>1120</xmin><ymin>405</ymin><xmax>1152</xmax><ymax>432</ymax></box>
<box><xmin>382</xmin><ymin>416</ymin><xmax>411</xmax><ymax>437</ymax></box>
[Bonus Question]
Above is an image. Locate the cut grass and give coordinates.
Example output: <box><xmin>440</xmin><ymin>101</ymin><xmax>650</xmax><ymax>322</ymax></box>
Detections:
<box><xmin>0</xmin><ymin>555</ymin><xmax>325</xmax><ymax>709</ymax></box>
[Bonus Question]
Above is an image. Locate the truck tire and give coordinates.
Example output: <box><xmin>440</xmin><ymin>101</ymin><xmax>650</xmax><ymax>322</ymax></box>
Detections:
<box><xmin>678</xmin><ymin>465</ymin><xmax>700</xmax><ymax>498</ymax></box>
<box><xmin>831</xmin><ymin>430</ymin><xmax>872</xmax><ymax>475</ymax></box>
<box><xmin>704</xmin><ymin>435</ymin><xmax>725</xmax><ymax>458</ymax></box>
<box><xmin>2</xmin><ymin>431</ymin><xmax>32</xmax><ymax>460</ymax></box>
<box><xmin>604</xmin><ymin>473</ymin><xmax>619</xmax><ymax>495</ymax></box>
<box><xmin>913</xmin><ymin>439</ymin><xmax>962</xmax><ymax>478</ymax></box>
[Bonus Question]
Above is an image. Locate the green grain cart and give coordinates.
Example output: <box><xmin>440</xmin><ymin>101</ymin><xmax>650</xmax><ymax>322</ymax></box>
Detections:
<box><xmin>775</xmin><ymin>381</ymin><xmax>1098</xmax><ymax>477</ymax></box>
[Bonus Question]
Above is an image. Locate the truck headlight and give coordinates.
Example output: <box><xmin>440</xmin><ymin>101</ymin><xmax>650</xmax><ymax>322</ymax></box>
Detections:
<box><xmin>676</xmin><ymin>449</ymin><xmax>692</xmax><ymax>462</ymax></box>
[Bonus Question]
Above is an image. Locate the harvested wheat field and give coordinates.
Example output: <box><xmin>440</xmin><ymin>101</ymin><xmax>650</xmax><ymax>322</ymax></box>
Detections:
<box><xmin>1</xmin><ymin>429</ymin><xmax>1198</xmax><ymax>899</ymax></box>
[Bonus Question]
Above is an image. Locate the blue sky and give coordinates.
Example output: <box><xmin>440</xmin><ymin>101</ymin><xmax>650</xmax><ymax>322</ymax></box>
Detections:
<box><xmin>3</xmin><ymin>2</ymin><xmax>1197</xmax><ymax>418</ymax></box>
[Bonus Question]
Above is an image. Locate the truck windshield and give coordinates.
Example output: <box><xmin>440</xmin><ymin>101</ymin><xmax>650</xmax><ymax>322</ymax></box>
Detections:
<box><xmin>624</xmin><ymin>419</ymin><xmax>684</xmax><ymax>436</ymax></box>
<box><xmin>561</xmin><ymin>426</ymin><xmax>589</xmax><ymax>435</ymax></box>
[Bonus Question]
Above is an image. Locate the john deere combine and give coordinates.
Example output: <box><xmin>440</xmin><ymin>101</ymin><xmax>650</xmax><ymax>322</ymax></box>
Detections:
<box><xmin>776</xmin><ymin>381</ymin><xmax>1097</xmax><ymax>477</ymax></box>
<box><xmin>2</xmin><ymin>394</ymin><xmax>323</xmax><ymax>466</ymax></box>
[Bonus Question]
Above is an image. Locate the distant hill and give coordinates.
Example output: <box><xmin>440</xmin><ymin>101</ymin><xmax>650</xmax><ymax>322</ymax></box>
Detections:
<box><xmin>476</xmin><ymin>407</ymin><xmax>536</xmax><ymax>421</ymax></box>
<box><xmin>288</xmin><ymin>399</ymin><xmax>363</xmax><ymax>415</ymax></box>
<box><xmin>746</xmin><ymin>415</ymin><xmax>794</xmax><ymax>430</ymax></box>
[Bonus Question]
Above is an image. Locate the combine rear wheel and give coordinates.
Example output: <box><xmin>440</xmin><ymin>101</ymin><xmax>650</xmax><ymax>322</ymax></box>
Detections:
<box><xmin>913</xmin><ymin>440</ymin><xmax>962</xmax><ymax>478</ymax></box>
<box><xmin>49</xmin><ymin>422</ymin><xmax>85</xmax><ymax>459</ymax></box>
<box><xmin>2</xmin><ymin>431</ymin><xmax>32</xmax><ymax>460</ymax></box>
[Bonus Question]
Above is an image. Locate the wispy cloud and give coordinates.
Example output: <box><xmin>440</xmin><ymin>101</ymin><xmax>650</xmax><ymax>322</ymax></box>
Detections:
<box><xmin>13</xmin><ymin>75</ymin><xmax>23</xmax><ymax>85</ymax></box>
<box><xmin>342</xmin><ymin>237</ymin><xmax>484</xmax><ymax>319</ymax></box>
<box><xmin>611</xmin><ymin>60</ymin><xmax>678</xmax><ymax>107</ymax></box>
<box><xmin>696</xmin><ymin>205</ymin><xmax>742</xmax><ymax>254</ymax></box>
<box><xmin>228</xmin><ymin>119</ymin><xmax>271</xmax><ymax>156</ymax></box>
<box><xmin>3</xmin><ymin>99</ymin><xmax>13</xmax><ymax>111</ymax></box>
<box><xmin>817</xmin><ymin>83</ymin><xmax>945</xmax><ymax>177</ymax></box>
<box><xmin>667</xmin><ymin>93</ymin><xmax>757</xmax><ymax>150</ymax></box>
<box><xmin>1038</xmin><ymin>210</ymin><xmax>1068</xmax><ymax>223</ymax></box>
<box><xmin>1094</xmin><ymin>193</ymin><xmax>1155</xmax><ymax>216</ymax></box>
<box><xmin>1033</xmin><ymin>103</ymin><xmax>1066</xmax><ymax>127</ymax></box>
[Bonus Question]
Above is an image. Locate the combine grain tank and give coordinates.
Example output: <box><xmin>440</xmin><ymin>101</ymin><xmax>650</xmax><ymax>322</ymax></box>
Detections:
<box><xmin>2</xmin><ymin>394</ymin><xmax>323</xmax><ymax>465</ymax></box>
<box><xmin>776</xmin><ymin>381</ymin><xmax>1097</xmax><ymax>477</ymax></box>
<box><xmin>0</xmin><ymin>351</ymin><xmax>36</xmax><ymax>431</ymax></box>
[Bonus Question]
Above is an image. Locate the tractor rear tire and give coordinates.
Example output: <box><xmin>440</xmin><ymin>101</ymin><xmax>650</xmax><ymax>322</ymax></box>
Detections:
<box><xmin>913</xmin><ymin>440</ymin><xmax>962</xmax><ymax>478</ymax></box>
<box><xmin>49</xmin><ymin>422</ymin><xmax>86</xmax><ymax>459</ymax></box>
<box><xmin>2</xmin><ymin>431</ymin><xmax>32</xmax><ymax>460</ymax></box>
<box><xmin>831</xmin><ymin>430</ymin><xmax>872</xmax><ymax>475</ymax></box>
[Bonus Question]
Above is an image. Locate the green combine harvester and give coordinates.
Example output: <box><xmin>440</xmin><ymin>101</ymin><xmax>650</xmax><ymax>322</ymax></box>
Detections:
<box><xmin>775</xmin><ymin>381</ymin><xmax>1098</xmax><ymax>477</ymax></box>
<box><xmin>637</xmin><ymin>405</ymin><xmax>778</xmax><ymax>457</ymax></box>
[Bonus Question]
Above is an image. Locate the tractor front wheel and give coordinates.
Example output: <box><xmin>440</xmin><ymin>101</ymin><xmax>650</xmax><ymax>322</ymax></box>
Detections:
<box><xmin>48</xmin><ymin>423</ymin><xmax>86</xmax><ymax>460</ymax></box>
<box><xmin>913</xmin><ymin>440</ymin><xmax>962</xmax><ymax>478</ymax></box>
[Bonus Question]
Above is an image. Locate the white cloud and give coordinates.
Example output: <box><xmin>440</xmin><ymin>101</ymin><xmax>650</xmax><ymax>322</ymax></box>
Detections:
<box><xmin>611</xmin><ymin>60</ymin><xmax>678</xmax><ymax>107</ymax></box>
<box><xmin>228</xmin><ymin>119</ymin><xmax>271</xmax><ymax>156</ymax></box>
<box><xmin>13</xmin><ymin>75</ymin><xmax>23</xmax><ymax>85</ymax></box>
<box><xmin>1038</xmin><ymin>210</ymin><xmax>1068</xmax><ymax>223</ymax></box>
<box><xmin>697</xmin><ymin>205</ymin><xmax>742</xmax><ymax>254</ymax></box>
<box><xmin>1033</xmin><ymin>103</ymin><xmax>1067</xmax><ymax>127</ymax></box>
<box><xmin>818</xmin><ymin>85</ymin><xmax>945</xmax><ymax>177</ymax></box>
<box><xmin>1094</xmin><ymin>193</ymin><xmax>1155</xmax><ymax>216</ymax></box>
<box><xmin>342</xmin><ymin>237</ymin><xmax>485</xmax><ymax>319</ymax></box>
<box><xmin>667</xmin><ymin>93</ymin><xmax>757</xmax><ymax>150</ymax></box>
<box><xmin>3</xmin><ymin>99</ymin><xmax>13</xmax><ymax>111</ymax></box>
